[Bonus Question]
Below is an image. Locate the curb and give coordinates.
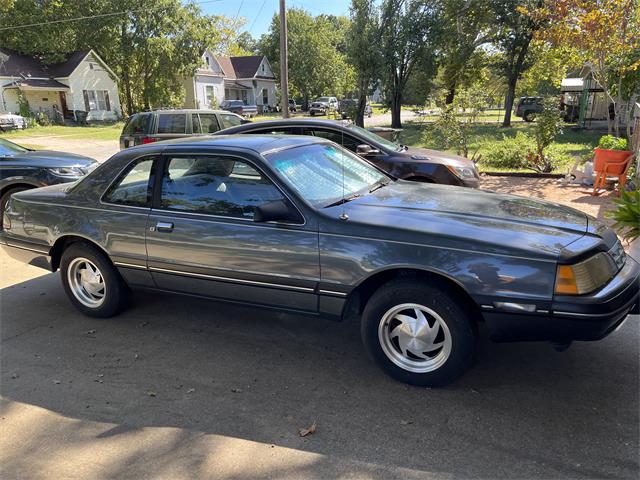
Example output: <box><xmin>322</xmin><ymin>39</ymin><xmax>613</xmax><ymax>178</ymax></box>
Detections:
<box><xmin>481</xmin><ymin>172</ymin><xmax>565</xmax><ymax>179</ymax></box>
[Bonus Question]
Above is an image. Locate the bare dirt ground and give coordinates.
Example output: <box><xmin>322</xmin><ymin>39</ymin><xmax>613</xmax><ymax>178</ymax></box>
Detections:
<box><xmin>480</xmin><ymin>175</ymin><xmax>619</xmax><ymax>224</ymax></box>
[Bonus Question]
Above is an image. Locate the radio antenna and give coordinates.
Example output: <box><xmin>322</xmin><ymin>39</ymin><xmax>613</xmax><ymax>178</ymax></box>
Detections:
<box><xmin>339</xmin><ymin>113</ymin><xmax>348</xmax><ymax>221</ymax></box>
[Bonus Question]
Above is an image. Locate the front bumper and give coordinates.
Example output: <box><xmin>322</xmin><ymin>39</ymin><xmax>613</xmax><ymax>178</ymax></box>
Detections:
<box><xmin>484</xmin><ymin>256</ymin><xmax>640</xmax><ymax>342</ymax></box>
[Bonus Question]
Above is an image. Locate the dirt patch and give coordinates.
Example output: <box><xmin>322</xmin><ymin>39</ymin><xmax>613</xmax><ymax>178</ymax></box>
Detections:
<box><xmin>480</xmin><ymin>175</ymin><xmax>618</xmax><ymax>224</ymax></box>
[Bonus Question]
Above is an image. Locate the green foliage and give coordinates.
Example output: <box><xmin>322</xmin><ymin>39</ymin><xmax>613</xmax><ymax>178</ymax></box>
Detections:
<box><xmin>598</xmin><ymin>135</ymin><xmax>629</xmax><ymax>151</ymax></box>
<box><xmin>423</xmin><ymin>84</ymin><xmax>489</xmax><ymax>160</ymax></box>
<box><xmin>379</xmin><ymin>0</ymin><xmax>444</xmax><ymax>128</ymax></box>
<box><xmin>525</xmin><ymin>96</ymin><xmax>563</xmax><ymax>173</ymax></box>
<box><xmin>479</xmin><ymin>132</ymin><xmax>533</xmax><ymax>169</ymax></box>
<box><xmin>607</xmin><ymin>189</ymin><xmax>640</xmax><ymax>243</ymax></box>
<box><xmin>16</xmin><ymin>91</ymin><xmax>31</xmax><ymax>118</ymax></box>
<box><xmin>0</xmin><ymin>0</ymin><xmax>228</xmax><ymax>115</ymax></box>
<box><xmin>347</xmin><ymin>0</ymin><xmax>381</xmax><ymax>126</ymax></box>
<box><xmin>258</xmin><ymin>8</ymin><xmax>355</xmax><ymax>107</ymax></box>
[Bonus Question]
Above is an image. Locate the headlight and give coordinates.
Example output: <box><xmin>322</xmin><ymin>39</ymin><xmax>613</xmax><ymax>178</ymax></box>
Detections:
<box><xmin>446</xmin><ymin>165</ymin><xmax>477</xmax><ymax>180</ymax></box>
<box><xmin>555</xmin><ymin>252</ymin><xmax>617</xmax><ymax>295</ymax></box>
<box><xmin>48</xmin><ymin>167</ymin><xmax>85</xmax><ymax>177</ymax></box>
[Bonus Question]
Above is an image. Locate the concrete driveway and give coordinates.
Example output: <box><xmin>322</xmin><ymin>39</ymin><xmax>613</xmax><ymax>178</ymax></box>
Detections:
<box><xmin>1</xmin><ymin>248</ymin><xmax>639</xmax><ymax>479</ymax></box>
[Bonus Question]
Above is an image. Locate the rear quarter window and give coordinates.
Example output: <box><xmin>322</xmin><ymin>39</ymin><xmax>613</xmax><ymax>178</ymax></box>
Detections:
<box><xmin>157</xmin><ymin>114</ymin><xmax>187</xmax><ymax>134</ymax></box>
<box><xmin>122</xmin><ymin>114</ymin><xmax>150</xmax><ymax>135</ymax></box>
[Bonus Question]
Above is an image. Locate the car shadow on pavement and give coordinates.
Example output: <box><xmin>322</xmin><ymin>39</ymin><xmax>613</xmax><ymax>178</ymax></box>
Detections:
<box><xmin>1</xmin><ymin>273</ymin><xmax>638</xmax><ymax>479</ymax></box>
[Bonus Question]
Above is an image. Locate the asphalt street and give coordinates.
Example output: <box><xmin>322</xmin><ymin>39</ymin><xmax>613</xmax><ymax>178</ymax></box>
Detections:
<box><xmin>0</xmin><ymin>250</ymin><xmax>638</xmax><ymax>479</ymax></box>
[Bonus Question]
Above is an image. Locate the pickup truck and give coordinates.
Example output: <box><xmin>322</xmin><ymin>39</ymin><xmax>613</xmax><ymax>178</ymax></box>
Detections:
<box><xmin>220</xmin><ymin>100</ymin><xmax>258</xmax><ymax>118</ymax></box>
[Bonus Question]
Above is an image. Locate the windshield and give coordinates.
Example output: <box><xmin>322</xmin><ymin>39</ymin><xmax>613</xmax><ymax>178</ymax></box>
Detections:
<box><xmin>316</xmin><ymin>97</ymin><xmax>331</xmax><ymax>102</ymax></box>
<box><xmin>265</xmin><ymin>143</ymin><xmax>389</xmax><ymax>208</ymax></box>
<box><xmin>345</xmin><ymin>124</ymin><xmax>401</xmax><ymax>151</ymax></box>
<box><xmin>0</xmin><ymin>138</ymin><xmax>28</xmax><ymax>156</ymax></box>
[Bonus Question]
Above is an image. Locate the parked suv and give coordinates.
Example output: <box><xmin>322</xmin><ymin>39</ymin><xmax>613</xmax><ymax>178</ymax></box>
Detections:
<box><xmin>119</xmin><ymin>109</ymin><xmax>247</xmax><ymax>149</ymax></box>
<box><xmin>515</xmin><ymin>96</ymin><xmax>543</xmax><ymax>122</ymax></box>
<box><xmin>309</xmin><ymin>96</ymin><xmax>338</xmax><ymax>116</ymax></box>
<box><xmin>338</xmin><ymin>99</ymin><xmax>373</xmax><ymax>119</ymax></box>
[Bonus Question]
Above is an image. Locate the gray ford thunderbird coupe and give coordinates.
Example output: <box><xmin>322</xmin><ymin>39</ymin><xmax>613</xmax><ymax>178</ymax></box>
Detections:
<box><xmin>1</xmin><ymin>135</ymin><xmax>638</xmax><ymax>386</ymax></box>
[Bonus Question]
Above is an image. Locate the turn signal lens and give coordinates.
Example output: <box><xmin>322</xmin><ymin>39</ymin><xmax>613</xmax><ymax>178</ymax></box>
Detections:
<box><xmin>554</xmin><ymin>253</ymin><xmax>617</xmax><ymax>295</ymax></box>
<box><xmin>555</xmin><ymin>265</ymin><xmax>579</xmax><ymax>295</ymax></box>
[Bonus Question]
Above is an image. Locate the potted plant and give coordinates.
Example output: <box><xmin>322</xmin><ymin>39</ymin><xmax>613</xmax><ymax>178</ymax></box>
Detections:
<box><xmin>593</xmin><ymin>135</ymin><xmax>634</xmax><ymax>175</ymax></box>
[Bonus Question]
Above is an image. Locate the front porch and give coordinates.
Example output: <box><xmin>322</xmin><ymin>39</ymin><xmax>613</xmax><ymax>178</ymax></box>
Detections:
<box><xmin>2</xmin><ymin>78</ymin><xmax>72</xmax><ymax>122</ymax></box>
<box><xmin>224</xmin><ymin>81</ymin><xmax>254</xmax><ymax>104</ymax></box>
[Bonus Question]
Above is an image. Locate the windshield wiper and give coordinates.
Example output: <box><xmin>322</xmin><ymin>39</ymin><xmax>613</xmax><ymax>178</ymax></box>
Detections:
<box><xmin>324</xmin><ymin>192</ymin><xmax>362</xmax><ymax>208</ymax></box>
<box><xmin>369</xmin><ymin>180</ymin><xmax>391</xmax><ymax>193</ymax></box>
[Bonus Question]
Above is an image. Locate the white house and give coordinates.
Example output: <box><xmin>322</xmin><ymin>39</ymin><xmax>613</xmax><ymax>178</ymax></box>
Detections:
<box><xmin>0</xmin><ymin>48</ymin><xmax>121</xmax><ymax>122</ymax></box>
<box><xmin>183</xmin><ymin>51</ymin><xmax>277</xmax><ymax>112</ymax></box>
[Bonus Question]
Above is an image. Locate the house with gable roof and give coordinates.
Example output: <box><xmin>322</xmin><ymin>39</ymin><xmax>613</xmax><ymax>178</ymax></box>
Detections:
<box><xmin>183</xmin><ymin>50</ymin><xmax>277</xmax><ymax>112</ymax></box>
<box><xmin>0</xmin><ymin>48</ymin><xmax>121</xmax><ymax>122</ymax></box>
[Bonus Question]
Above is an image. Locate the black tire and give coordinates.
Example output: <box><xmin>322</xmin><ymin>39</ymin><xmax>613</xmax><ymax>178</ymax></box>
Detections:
<box><xmin>361</xmin><ymin>279</ymin><xmax>477</xmax><ymax>387</ymax></box>
<box><xmin>1</xmin><ymin>186</ymin><xmax>31</xmax><ymax>224</ymax></box>
<box><xmin>310</xmin><ymin>111</ymin><xmax>315</xmax><ymax>116</ymax></box>
<box><xmin>524</xmin><ymin>111</ymin><xmax>536</xmax><ymax>122</ymax></box>
<box><xmin>60</xmin><ymin>242</ymin><xmax>131</xmax><ymax>318</ymax></box>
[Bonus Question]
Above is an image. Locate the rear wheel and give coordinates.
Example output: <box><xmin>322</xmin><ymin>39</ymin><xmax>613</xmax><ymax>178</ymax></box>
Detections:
<box><xmin>524</xmin><ymin>111</ymin><xmax>536</xmax><ymax>122</ymax></box>
<box><xmin>361</xmin><ymin>279</ymin><xmax>477</xmax><ymax>387</ymax></box>
<box><xmin>60</xmin><ymin>243</ymin><xmax>130</xmax><ymax>318</ymax></box>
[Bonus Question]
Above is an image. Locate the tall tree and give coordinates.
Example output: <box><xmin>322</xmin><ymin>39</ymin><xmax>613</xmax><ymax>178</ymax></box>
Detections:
<box><xmin>531</xmin><ymin>0</ymin><xmax>640</xmax><ymax>135</ymax></box>
<box><xmin>347</xmin><ymin>0</ymin><xmax>381</xmax><ymax>127</ymax></box>
<box><xmin>0</xmin><ymin>0</ymin><xmax>226</xmax><ymax>115</ymax></box>
<box><xmin>379</xmin><ymin>0</ymin><xmax>443</xmax><ymax>128</ymax></box>
<box><xmin>439</xmin><ymin>0</ymin><xmax>493</xmax><ymax>104</ymax></box>
<box><xmin>258</xmin><ymin>8</ymin><xmax>355</xmax><ymax>109</ymax></box>
<box><xmin>490</xmin><ymin>0</ymin><xmax>544</xmax><ymax>127</ymax></box>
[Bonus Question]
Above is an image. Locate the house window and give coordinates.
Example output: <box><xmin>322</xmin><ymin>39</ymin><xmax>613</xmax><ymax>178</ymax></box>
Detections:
<box><xmin>261</xmin><ymin>63</ymin><xmax>265</xmax><ymax>73</ymax></box>
<box><xmin>262</xmin><ymin>88</ymin><xmax>268</xmax><ymax>105</ymax></box>
<box><xmin>205</xmin><ymin>56</ymin><xmax>211</xmax><ymax>68</ymax></box>
<box><xmin>205</xmin><ymin>85</ymin><xmax>215</xmax><ymax>106</ymax></box>
<box><xmin>83</xmin><ymin>90</ymin><xmax>111</xmax><ymax>111</ymax></box>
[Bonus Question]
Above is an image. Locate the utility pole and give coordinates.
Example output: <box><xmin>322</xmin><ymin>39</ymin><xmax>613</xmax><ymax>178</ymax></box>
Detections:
<box><xmin>279</xmin><ymin>0</ymin><xmax>290</xmax><ymax>118</ymax></box>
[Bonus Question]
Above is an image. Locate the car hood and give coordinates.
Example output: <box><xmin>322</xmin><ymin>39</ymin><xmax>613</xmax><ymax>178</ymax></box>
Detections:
<box><xmin>404</xmin><ymin>146</ymin><xmax>474</xmax><ymax>168</ymax></box>
<box><xmin>329</xmin><ymin>181</ymin><xmax>590</xmax><ymax>258</ymax></box>
<box><xmin>9</xmin><ymin>150</ymin><xmax>97</xmax><ymax>168</ymax></box>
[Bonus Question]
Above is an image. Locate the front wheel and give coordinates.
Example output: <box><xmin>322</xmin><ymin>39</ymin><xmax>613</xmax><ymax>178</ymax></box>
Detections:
<box><xmin>60</xmin><ymin>243</ymin><xmax>131</xmax><ymax>318</ymax></box>
<box><xmin>361</xmin><ymin>279</ymin><xmax>477</xmax><ymax>386</ymax></box>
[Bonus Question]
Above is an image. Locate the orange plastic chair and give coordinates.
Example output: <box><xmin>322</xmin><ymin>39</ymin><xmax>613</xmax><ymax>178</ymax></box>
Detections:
<box><xmin>592</xmin><ymin>151</ymin><xmax>636</xmax><ymax>196</ymax></box>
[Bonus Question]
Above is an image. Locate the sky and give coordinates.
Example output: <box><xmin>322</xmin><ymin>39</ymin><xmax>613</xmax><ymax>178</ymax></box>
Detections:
<box><xmin>199</xmin><ymin>0</ymin><xmax>352</xmax><ymax>38</ymax></box>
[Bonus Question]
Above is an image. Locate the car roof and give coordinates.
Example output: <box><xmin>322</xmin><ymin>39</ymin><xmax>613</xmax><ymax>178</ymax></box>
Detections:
<box><xmin>221</xmin><ymin>118</ymin><xmax>351</xmax><ymax>131</ymax></box>
<box><xmin>154</xmin><ymin>134</ymin><xmax>328</xmax><ymax>155</ymax></box>
<box><xmin>136</xmin><ymin>109</ymin><xmax>234</xmax><ymax>115</ymax></box>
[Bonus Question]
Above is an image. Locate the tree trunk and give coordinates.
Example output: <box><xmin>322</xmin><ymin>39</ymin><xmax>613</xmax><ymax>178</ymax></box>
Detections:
<box><xmin>502</xmin><ymin>76</ymin><xmax>517</xmax><ymax>127</ymax></box>
<box><xmin>355</xmin><ymin>90</ymin><xmax>367</xmax><ymax>127</ymax></box>
<box><xmin>445</xmin><ymin>81</ymin><xmax>456</xmax><ymax>105</ymax></box>
<box><xmin>391</xmin><ymin>90</ymin><xmax>402</xmax><ymax>128</ymax></box>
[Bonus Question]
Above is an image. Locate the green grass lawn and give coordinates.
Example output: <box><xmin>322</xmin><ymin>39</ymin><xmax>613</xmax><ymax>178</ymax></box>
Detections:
<box><xmin>397</xmin><ymin>122</ymin><xmax>599</xmax><ymax>174</ymax></box>
<box><xmin>0</xmin><ymin>123</ymin><xmax>124</xmax><ymax>141</ymax></box>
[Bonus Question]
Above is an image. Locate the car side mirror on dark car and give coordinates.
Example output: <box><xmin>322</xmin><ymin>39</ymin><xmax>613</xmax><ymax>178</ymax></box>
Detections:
<box><xmin>356</xmin><ymin>144</ymin><xmax>380</xmax><ymax>156</ymax></box>
<box><xmin>254</xmin><ymin>200</ymin><xmax>303</xmax><ymax>224</ymax></box>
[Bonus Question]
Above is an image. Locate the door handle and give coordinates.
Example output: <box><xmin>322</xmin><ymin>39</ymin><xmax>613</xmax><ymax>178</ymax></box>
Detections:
<box><xmin>151</xmin><ymin>221</ymin><xmax>174</xmax><ymax>232</ymax></box>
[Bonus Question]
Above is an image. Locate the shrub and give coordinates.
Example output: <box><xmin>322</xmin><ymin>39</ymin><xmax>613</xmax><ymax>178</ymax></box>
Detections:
<box><xmin>525</xmin><ymin>97</ymin><xmax>564</xmax><ymax>173</ymax></box>
<box><xmin>479</xmin><ymin>132</ymin><xmax>533</xmax><ymax>170</ymax></box>
<box><xmin>607</xmin><ymin>189</ymin><xmax>640</xmax><ymax>243</ymax></box>
<box><xmin>598</xmin><ymin>135</ymin><xmax>628</xmax><ymax>151</ymax></box>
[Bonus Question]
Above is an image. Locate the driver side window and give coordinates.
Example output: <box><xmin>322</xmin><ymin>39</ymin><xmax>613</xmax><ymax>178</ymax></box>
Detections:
<box><xmin>160</xmin><ymin>156</ymin><xmax>285</xmax><ymax>219</ymax></box>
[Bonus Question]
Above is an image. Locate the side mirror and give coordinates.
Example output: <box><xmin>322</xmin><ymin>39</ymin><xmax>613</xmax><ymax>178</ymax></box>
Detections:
<box><xmin>254</xmin><ymin>199</ymin><xmax>303</xmax><ymax>224</ymax></box>
<box><xmin>356</xmin><ymin>144</ymin><xmax>380</xmax><ymax>156</ymax></box>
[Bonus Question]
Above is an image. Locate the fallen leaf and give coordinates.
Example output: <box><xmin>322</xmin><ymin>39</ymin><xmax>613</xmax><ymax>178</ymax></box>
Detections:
<box><xmin>53</xmin><ymin>380</ymin><xmax>61</xmax><ymax>384</ymax></box>
<box><xmin>400</xmin><ymin>420</ymin><xmax>413</xmax><ymax>426</ymax></box>
<box><xmin>298</xmin><ymin>420</ymin><xmax>317</xmax><ymax>437</ymax></box>
<box><xmin>11</xmin><ymin>373</ymin><xmax>19</xmax><ymax>379</ymax></box>
<box><xmin>471</xmin><ymin>388</ymin><xmax>480</xmax><ymax>394</ymax></box>
<box><xmin>147</xmin><ymin>391</ymin><xmax>156</xmax><ymax>397</ymax></box>
<box><xmin>231</xmin><ymin>388</ymin><xmax>242</xmax><ymax>393</ymax></box>
<box><xmin>86</xmin><ymin>330</ymin><xmax>96</xmax><ymax>335</ymax></box>
<box><xmin>187</xmin><ymin>388</ymin><xmax>195</xmax><ymax>394</ymax></box>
